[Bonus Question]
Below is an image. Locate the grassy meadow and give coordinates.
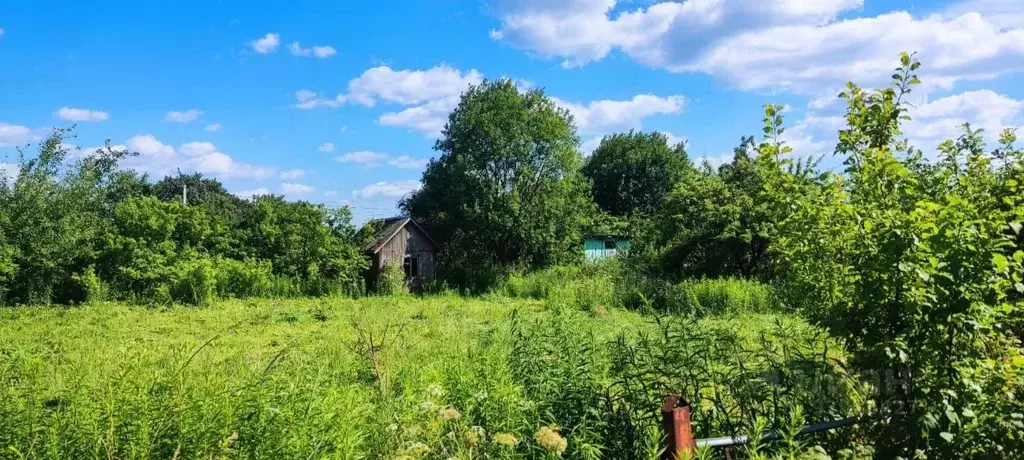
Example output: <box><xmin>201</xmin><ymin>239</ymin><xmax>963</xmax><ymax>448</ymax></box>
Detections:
<box><xmin>0</xmin><ymin>292</ymin><xmax>854</xmax><ymax>459</ymax></box>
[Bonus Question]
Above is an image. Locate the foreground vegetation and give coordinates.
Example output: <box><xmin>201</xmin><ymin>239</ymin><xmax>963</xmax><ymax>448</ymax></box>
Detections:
<box><xmin>0</xmin><ymin>295</ymin><xmax>855</xmax><ymax>459</ymax></box>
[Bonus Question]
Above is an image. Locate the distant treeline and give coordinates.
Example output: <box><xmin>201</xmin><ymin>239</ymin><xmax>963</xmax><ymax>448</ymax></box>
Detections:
<box><xmin>0</xmin><ymin>133</ymin><xmax>368</xmax><ymax>305</ymax></box>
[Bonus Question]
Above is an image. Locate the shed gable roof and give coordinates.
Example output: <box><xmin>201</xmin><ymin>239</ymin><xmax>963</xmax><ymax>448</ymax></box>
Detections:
<box><xmin>364</xmin><ymin>217</ymin><xmax>439</xmax><ymax>253</ymax></box>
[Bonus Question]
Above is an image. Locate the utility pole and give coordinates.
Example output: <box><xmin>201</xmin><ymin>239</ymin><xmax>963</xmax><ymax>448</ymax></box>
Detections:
<box><xmin>182</xmin><ymin>183</ymin><xmax>188</xmax><ymax>206</ymax></box>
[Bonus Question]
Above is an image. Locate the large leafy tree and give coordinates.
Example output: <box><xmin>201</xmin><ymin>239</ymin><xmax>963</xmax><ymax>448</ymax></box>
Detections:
<box><xmin>403</xmin><ymin>79</ymin><xmax>590</xmax><ymax>290</ymax></box>
<box><xmin>583</xmin><ymin>130</ymin><xmax>690</xmax><ymax>218</ymax></box>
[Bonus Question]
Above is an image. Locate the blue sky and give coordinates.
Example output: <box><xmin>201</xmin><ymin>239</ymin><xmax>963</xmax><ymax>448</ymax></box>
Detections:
<box><xmin>1</xmin><ymin>0</ymin><xmax>1022</xmax><ymax>222</ymax></box>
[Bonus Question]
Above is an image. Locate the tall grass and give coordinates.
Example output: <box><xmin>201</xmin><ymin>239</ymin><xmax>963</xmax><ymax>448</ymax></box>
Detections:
<box><xmin>0</xmin><ymin>296</ymin><xmax>858</xmax><ymax>459</ymax></box>
<box><xmin>667</xmin><ymin>278</ymin><xmax>775</xmax><ymax>316</ymax></box>
<box><xmin>499</xmin><ymin>263</ymin><xmax>617</xmax><ymax>312</ymax></box>
<box><xmin>500</xmin><ymin>262</ymin><xmax>777</xmax><ymax>317</ymax></box>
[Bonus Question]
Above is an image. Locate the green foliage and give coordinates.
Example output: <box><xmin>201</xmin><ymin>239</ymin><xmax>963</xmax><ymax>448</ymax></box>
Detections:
<box><xmin>501</xmin><ymin>263</ymin><xmax>776</xmax><ymax>318</ymax></box>
<box><xmin>240</xmin><ymin>195</ymin><xmax>367</xmax><ymax>294</ymax></box>
<box><xmin>70</xmin><ymin>265</ymin><xmax>107</xmax><ymax>303</ymax></box>
<box><xmin>0</xmin><ymin>131</ymin><xmax>131</xmax><ymax>304</ymax></box>
<box><xmin>616</xmin><ymin>274</ymin><xmax>777</xmax><ymax>317</ymax></box>
<box><xmin>154</xmin><ymin>171</ymin><xmax>241</xmax><ymax>208</ymax></box>
<box><xmin>377</xmin><ymin>261</ymin><xmax>407</xmax><ymax>295</ymax></box>
<box><xmin>765</xmin><ymin>53</ymin><xmax>1024</xmax><ymax>457</ymax></box>
<box><xmin>671</xmin><ymin>278</ymin><xmax>775</xmax><ymax>316</ymax></box>
<box><xmin>214</xmin><ymin>257</ymin><xmax>273</xmax><ymax>299</ymax></box>
<box><xmin>582</xmin><ymin>130</ymin><xmax>691</xmax><ymax>217</ymax></box>
<box><xmin>170</xmin><ymin>257</ymin><xmax>217</xmax><ymax>306</ymax></box>
<box><xmin>0</xmin><ymin>230</ymin><xmax>15</xmax><ymax>303</ymax></box>
<box><xmin>403</xmin><ymin>79</ymin><xmax>591</xmax><ymax>292</ymax></box>
<box><xmin>0</xmin><ymin>131</ymin><xmax>368</xmax><ymax>307</ymax></box>
<box><xmin>500</xmin><ymin>262</ymin><xmax>617</xmax><ymax>312</ymax></box>
<box><xmin>633</xmin><ymin>134</ymin><xmax>814</xmax><ymax>281</ymax></box>
<box><xmin>608</xmin><ymin>313</ymin><xmax>860</xmax><ymax>458</ymax></box>
<box><xmin>102</xmin><ymin>196</ymin><xmax>210</xmax><ymax>300</ymax></box>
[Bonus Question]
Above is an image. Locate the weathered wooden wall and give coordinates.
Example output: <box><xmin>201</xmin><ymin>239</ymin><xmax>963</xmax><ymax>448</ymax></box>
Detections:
<box><xmin>371</xmin><ymin>223</ymin><xmax>436</xmax><ymax>287</ymax></box>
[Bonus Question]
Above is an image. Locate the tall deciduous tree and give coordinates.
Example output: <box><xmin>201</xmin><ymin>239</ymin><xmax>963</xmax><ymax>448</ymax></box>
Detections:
<box><xmin>403</xmin><ymin>79</ymin><xmax>590</xmax><ymax>290</ymax></box>
<box><xmin>583</xmin><ymin>131</ymin><xmax>690</xmax><ymax>218</ymax></box>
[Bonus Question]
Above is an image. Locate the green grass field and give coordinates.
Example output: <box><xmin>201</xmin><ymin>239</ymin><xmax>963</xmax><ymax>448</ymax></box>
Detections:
<box><xmin>0</xmin><ymin>295</ymin><xmax>845</xmax><ymax>459</ymax></box>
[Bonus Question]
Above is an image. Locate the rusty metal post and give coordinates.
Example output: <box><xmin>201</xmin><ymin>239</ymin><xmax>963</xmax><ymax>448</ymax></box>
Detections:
<box><xmin>661</xmin><ymin>395</ymin><xmax>695</xmax><ymax>459</ymax></box>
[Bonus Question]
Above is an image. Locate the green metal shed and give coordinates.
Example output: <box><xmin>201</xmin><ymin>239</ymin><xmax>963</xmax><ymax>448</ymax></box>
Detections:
<box><xmin>583</xmin><ymin>236</ymin><xmax>631</xmax><ymax>261</ymax></box>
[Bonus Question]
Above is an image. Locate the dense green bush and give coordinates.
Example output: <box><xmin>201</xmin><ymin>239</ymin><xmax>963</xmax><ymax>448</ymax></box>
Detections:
<box><xmin>214</xmin><ymin>257</ymin><xmax>273</xmax><ymax>298</ymax></box>
<box><xmin>170</xmin><ymin>258</ymin><xmax>217</xmax><ymax>306</ymax></box>
<box><xmin>376</xmin><ymin>261</ymin><xmax>407</xmax><ymax>295</ymax></box>
<box><xmin>70</xmin><ymin>266</ymin><xmax>106</xmax><ymax>303</ymax></box>
<box><xmin>0</xmin><ymin>132</ymin><xmax>128</xmax><ymax>304</ymax></box>
<box><xmin>583</xmin><ymin>130</ymin><xmax>691</xmax><ymax>217</ymax></box>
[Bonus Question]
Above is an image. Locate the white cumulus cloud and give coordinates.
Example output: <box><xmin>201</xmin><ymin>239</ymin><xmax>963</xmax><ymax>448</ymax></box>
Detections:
<box><xmin>905</xmin><ymin>89</ymin><xmax>1024</xmax><ymax>151</ymax></box>
<box><xmin>490</xmin><ymin>0</ymin><xmax>1024</xmax><ymax>94</ymax></box>
<box><xmin>0</xmin><ymin>123</ymin><xmax>45</xmax><ymax>147</ymax></box>
<box><xmin>165</xmin><ymin>109</ymin><xmax>202</xmax><ymax>123</ymax></box>
<box><xmin>179</xmin><ymin>141</ymin><xmax>217</xmax><ymax>157</ymax></box>
<box><xmin>127</xmin><ymin>134</ymin><xmax>176</xmax><ymax>158</ymax></box>
<box><xmin>336</xmin><ymin>151</ymin><xmax>390</xmax><ymax>167</ymax></box>
<box><xmin>54</xmin><ymin>107</ymin><xmax>109</xmax><ymax>122</ymax></box>
<box><xmin>554</xmin><ymin>94</ymin><xmax>685</xmax><ymax>133</ymax></box>
<box><xmin>345</xmin><ymin>64</ymin><xmax>483</xmax><ymax>107</ymax></box>
<box><xmin>379</xmin><ymin>96</ymin><xmax>460</xmax><ymax>137</ymax></box>
<box><xmin>337</xmin><ymin>151</ymin><xmax>429</xmax><ymax>169</ymax></box>
<box><xmin>318</xmin><ymin>142</ymin><xmax>336</xmax><ymax>152</ymax></box>
<box><xmin>287</xmin><ymin>41</ymin><xmax>337</xmax><ymax>58</ymax></box>
<box><xmin>115</xmin><ymin>135</ymin><xmax>274</xmax><ymax>179</ymax></box>
<box><xmin>205</xmin><ymin>123</ymin><xmax>222</xmax><ymax>132</ymax></box>
<box><xmin>353</xmin><ymin>180</ymin><xmax>421</xmax><ymax>199</ymax></box>
<box><xmin>234</xmin><ymin>188</ymin><xmax>270</xmax><ymax>198</ymax></box>
<box><xmin>281</xmin><ymin>182</ymin><xmax>314</xmax><ymax>194</ymax></box>
<box><xmin>251</xmin><ymin>33</ymin><xmax>280</xmax><ymax>54</ymax></box>
<box><xmin>280</xmin><ymin>169</ymin><xmax>305</xmax><ymax>179</ymax></box>
<box><xmin>292</xmin><ymin>64</ymin><xmax>484</xmax><ymax>137</ymax></box>
<box><xmin>191</xmin><ymin>151</ymin><xmax>274</xmax><ymax>179</ymax></box>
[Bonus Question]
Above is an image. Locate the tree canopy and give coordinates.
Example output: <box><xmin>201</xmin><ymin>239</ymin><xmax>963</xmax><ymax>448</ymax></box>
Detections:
<box><xmin>0</xmin><ymin>134</ymin><xmax>366</xmax><ymax>305</ymax></box>
<box><xmin>582</xmin><ymin>130</ymin><xmax>690</xmax><ymax>218</ymax></box>
<box><xmin>402</xmin><ymin>79</ymin><xmax>591</xmax><ymax>290</ymax></box>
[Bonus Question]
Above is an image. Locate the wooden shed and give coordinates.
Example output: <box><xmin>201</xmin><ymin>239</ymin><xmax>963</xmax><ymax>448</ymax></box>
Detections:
<box><xmin>365</xmin><ymin>217</ymin><xmax>439</xmax><ymax>289</ymax></box>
